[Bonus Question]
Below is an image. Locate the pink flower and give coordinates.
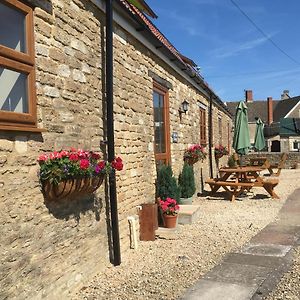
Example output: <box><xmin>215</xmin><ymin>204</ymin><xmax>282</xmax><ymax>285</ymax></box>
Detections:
<box><xmin>49</xmin><ymin>151</ymin><xmax>62</xmax><ymax>160</ymax></box>
<box><xmin>38</xmin><ymin>154</ymin><xmax>48</xmax><ymax>162</ymax></box>
<box><xmin>80</xmin><ymin>159</ymin><xmax>90</xmax><ymax>170</ymax></box>
<box><xmin>60</xmin><ymin>150</ymin><xmax>69</xmax><ymax>157</ymax></box>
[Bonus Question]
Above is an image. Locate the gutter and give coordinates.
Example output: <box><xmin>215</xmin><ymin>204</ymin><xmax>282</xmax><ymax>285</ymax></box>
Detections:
<box><xmin>106</xmin><ymin>0</ymin><xmax>121</xmax><ymax>266</ymax></box>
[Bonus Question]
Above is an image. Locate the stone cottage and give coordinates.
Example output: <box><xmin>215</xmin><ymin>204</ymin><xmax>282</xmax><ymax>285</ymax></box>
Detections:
<box><xmin>0</xmin><ymin>0</ymin><xmax>232</xmax><ymax>298</ymax></box>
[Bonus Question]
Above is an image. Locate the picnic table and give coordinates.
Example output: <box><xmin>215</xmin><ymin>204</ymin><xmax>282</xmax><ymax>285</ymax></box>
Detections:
<box><xmin>249</xmin><ymin>157</ymin><xmax>270</xmax><ymax>169</ymax></box>
<box><xmin>206</xmin><ymin>166</ymin><xmax>279</xmax><ymax>201</ymax></box>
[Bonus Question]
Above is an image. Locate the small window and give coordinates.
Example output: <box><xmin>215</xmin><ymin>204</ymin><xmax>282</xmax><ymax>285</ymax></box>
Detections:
<box><xmin>199</xmin><ymin>107</ymin><xmax>206</xmax><ymax>145</ymax></box>
<box><xmin>0</xmin><ymin>0</ymin><xmax>36</xmax><ymax>130</ymax></box>
<box><xmin>218</xmin><ymin>116</ymin><xmax>222</xmax><ymax>143</ymax></box>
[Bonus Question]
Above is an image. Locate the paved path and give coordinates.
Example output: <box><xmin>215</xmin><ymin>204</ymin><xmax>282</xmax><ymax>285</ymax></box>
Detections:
<box><xmin>180</xmin><ymin>188</ymin><xmax>300</xmax><ymax>300</ymax></box>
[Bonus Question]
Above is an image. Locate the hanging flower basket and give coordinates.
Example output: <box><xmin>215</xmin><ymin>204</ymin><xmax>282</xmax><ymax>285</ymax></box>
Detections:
<box><xmin>214</xmin><ymin>145</ymin><xmax>229</xmax><ymax>160</ymax></box>
<box><xmin>38</xmin><ymin>149</ymin><xmax>123</xmax><ymax>201</ymax></box>
<box><xmin>183</xmin><ymin>144</ymin><xmax>206</xmax><ymax>165</ymax></box>
<box><xmin>215</xmin><ymin>153</ymin><xmax>224</xmax><ymax>159</ymax></box>
<box><xmin>42</xmin><ymin>175</ymin><xmax>105</xmax><ymax>201</ymax></box>
<box><xmin>184</xmin><ymin>157</ymin><xmax>199</xmax><ymax>165</ymax></box>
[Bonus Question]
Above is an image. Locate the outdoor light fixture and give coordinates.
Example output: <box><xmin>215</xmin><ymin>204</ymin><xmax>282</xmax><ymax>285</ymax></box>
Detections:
<box><xmin>179</xmin><ymin>100</ymin><xmax>189</xmax><ymax>115</ymax></box>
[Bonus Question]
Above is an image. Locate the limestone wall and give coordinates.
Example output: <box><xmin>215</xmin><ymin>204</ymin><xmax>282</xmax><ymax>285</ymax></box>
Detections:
<box><xmin>0</xmin><ymin>1</ymin><xmax>109</xmax><ymax>299</ymax></box>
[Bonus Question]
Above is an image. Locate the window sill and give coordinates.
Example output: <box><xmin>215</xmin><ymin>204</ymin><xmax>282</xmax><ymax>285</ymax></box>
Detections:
<box><xmin>0</xmin><ymin>125</ymin><xmax>46</xmax><ymax>133</ymax></box>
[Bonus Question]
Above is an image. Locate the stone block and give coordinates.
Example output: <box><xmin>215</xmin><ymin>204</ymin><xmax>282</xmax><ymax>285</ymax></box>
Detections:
<box><xmin>180</xmin><ymin>280</ymin><xmax>257</xmax><ymax>300</ymax></box>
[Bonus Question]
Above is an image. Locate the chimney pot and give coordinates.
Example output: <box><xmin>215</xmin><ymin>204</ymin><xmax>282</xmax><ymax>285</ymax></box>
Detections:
<box><xmin>281</xmin><ymin>90</ymin><xmax>290</xmax><ymax>100</ymax></box>
<box><xmin>245</xmin><ymin>90</ymin><xmax>253</xmax><ymax>102</ymax></box>
<box><xmin>267</xmin><ymin>97</ymin><xmax>273</xmax><ymax>125</ymax></box>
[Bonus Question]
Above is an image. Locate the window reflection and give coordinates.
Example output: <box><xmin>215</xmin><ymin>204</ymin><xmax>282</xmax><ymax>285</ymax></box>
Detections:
<box><xmin>153</xmin><ymin>91</ymin><xmax>166</xmax><ymax>153</ymax></box>
<box><xmin>0</xmin><ymin>2</ymin><xmax>26</xmax><ymax>53</ymax></box>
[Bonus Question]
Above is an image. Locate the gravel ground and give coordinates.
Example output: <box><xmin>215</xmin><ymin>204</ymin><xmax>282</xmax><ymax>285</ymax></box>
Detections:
<box><xmin>265</xmin><ymin>246</ymin><xmax>300</xmax><ymax>300</ymax></box>
<box><xmin>74</xmin><ymin>169</ymin><xmax>300</xmax><ymax>300</ymax></box>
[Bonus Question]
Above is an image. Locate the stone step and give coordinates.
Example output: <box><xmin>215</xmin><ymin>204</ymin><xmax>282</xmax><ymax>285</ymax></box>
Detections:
<box><xmin>178</xmin><ymin>205</ymin><xmax>201</xmax><ymax>225</ymax></box>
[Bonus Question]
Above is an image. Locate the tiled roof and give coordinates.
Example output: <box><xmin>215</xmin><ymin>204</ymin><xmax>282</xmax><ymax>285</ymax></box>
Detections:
<box><xmin>273</xmin><ymin>96</ymin><xmax>300</xmax><ymax>122</ymax></box>
<box><xmin>225</xmin><ymin>101</ymin><xmax>279</xmax><ymax>123</ymax></box>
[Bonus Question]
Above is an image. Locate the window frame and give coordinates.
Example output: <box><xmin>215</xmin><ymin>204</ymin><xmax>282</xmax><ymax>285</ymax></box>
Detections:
<box><xmin>0</xmin><ymin>0</ymin><xmax>37</xmax><ymax>130</ymax></box>
<box><xmin>153</xmin><ymin>81</ymin><xmax>171</xmax><ymax>166</ymax></box>
<box><xmin>199</xmin><ymin>107</ymin><xmax>206</xmax><ymax>145</ymax></box>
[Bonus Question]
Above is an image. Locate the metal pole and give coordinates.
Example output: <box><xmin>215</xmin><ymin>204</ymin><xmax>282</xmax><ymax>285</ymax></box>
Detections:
<box><xmin>208</xmin><ymin>92</ymin><xmax>213</xmax><ymax>178</ymax></box>
<box><xmin>106</xmin><ymin>0</ymin><xmax>121</xmax><ymax>266</ymax></box>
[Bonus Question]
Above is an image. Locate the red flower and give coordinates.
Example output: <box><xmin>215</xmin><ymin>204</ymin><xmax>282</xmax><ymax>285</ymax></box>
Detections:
<box><xmin>69</xmin><ymin>153</ymin><xmax>79</xmax><ymax>161</ymax></box>
<box><xmin>97</xmin><ymin>160</ymin><xmax>106</xmax><ymax>170</ymax></box>
<box><xmin>91</xmin><ymin>152</ymin><xmax>101</xmax><ymax>160</ymax></box>
<box><xmin>112</xmin><ymin>157</ymin><xmax>123</xmax><ymax>171</ymax></box>
<box><xmin>80</xmin><ymin>159</ymin><xmax>90</xmax><ymax>169</ymax></box>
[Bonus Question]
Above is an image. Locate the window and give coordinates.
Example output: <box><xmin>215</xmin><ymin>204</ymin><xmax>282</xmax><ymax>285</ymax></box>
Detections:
<box><xmin>153</xmin><ymin>82</ymin><xmax>170</xmax><ymax>166</ymax></box>
<box><xmin>218</xmin><ymin>116</ymin><xmax>222</xmax><ymax>143</ymax></box>
<box><xmin>0</xmin><ymin>0</ymin><xmax>36</xmax><ymax>130</ymax></box>
<box><xmin>199</xmin><ymin>107</ymin><xmax>206</xmax><ymax>145</ymax></box>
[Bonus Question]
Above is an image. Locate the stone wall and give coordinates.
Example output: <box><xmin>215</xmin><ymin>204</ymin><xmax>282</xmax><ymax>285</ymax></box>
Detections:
<box><xmin>0</xmin><ymin>1</ymin><xmax>109</xmax><ymax>299</ymax></box>
<box><xmin>245</xmin><ymin>152</ymin><xmax>300</xmax><ymax>169</ymax></box>
<box><xmin>0</xmin><ymin>0</ymin><xmax>233</xmax><ymax>298</ymax></box>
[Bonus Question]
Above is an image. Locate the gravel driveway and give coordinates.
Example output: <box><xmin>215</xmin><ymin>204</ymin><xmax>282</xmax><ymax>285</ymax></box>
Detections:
<box><xmin>74</xmin><ymin>169</ymin><xmax>300</xmax><ymax>300</ymax></box>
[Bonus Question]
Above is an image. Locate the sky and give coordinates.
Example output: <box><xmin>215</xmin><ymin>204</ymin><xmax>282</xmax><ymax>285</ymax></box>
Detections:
<box><xmin>146</xmin><ymin>0</ymin><xmax>300</xmax><ymax>101</ymax></box>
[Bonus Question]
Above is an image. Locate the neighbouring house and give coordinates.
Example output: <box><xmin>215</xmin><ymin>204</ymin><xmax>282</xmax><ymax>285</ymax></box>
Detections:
<box><xmin>226</xmin><ymin>89</ymin><xmax>300</xmax><ymax>152</ymax></box>
<box><xmin>0</xmin><ymin>0</ymin><xmax>232</xmax><ymax>298</ymax></box>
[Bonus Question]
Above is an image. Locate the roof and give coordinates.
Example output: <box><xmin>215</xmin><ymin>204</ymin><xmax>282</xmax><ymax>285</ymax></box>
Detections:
<box><xmin>126</xmin><ymin>0</ymin><xmax>157</xmax><ymax>18</ymax></box>
<box><xmin>273</xmin><ymin>96</ymin><xmax>300</xmax><ymax>122</ymax></box>
<box><xmin>280</xmin><ymin>118</ymin><xmax>300</xmax><ymax>136</ymax></box>
<box><xmin>117</xmin><ymin>0</ymin><xmax>232</xmax><ymax>117</ymax></box>
<box><xmin>225</xmin><ymin>100</ymin><xmax>279</xmax><ymax>123</ymax></box>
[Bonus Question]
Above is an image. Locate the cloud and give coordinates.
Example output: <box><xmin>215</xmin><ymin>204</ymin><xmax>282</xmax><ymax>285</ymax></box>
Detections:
<box><xmin>213</xmin><ymin>34</ymin><xmax>276</xmax><ymax>58</ymax></box>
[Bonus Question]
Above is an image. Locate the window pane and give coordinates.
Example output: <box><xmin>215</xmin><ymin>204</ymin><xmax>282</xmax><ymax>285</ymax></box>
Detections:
<box><xmin>0</xmin><ymin>67</ymin><xmax>28</xmax><ymax>113</ymax></box>
<box><xmin>153</xmin><ymin>91</ymin><xmax>166</xmax><ymax>153</ymax></box>
<box><xmin>0</xmin><ymin>2</ymin><xmax>26</xmax><ymax>53</ymax></box>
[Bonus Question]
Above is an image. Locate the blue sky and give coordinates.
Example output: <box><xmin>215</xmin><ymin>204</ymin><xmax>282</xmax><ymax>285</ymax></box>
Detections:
<box><xmin>146</xmin><ymin>0</ymin><xmax>300</xmax><ymax>101</ymax></box>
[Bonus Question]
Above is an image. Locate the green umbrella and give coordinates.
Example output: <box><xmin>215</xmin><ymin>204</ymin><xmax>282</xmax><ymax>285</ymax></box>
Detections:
<box><xmin>232</xmin><ymin>101</ymin><xmax>251</xmax><ymax>155</ymax></box>
<box><xmin>254</xmin><ymin>118</ymin><xmax>265</xmax><ymax>151</ymax></box>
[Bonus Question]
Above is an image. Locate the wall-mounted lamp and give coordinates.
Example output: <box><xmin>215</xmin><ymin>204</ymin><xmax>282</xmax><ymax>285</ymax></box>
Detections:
<box><xmin>179</xmin><ymin>100</ymin><xmax>189</xmax><ymax>116</ymax></box>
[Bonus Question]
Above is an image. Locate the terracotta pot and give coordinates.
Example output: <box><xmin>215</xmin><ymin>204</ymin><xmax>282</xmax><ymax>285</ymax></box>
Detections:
<box><xmin>163</xmin><ymin>214</ymin><xmax>177</xmax><ymax>228</ymax></box>
<box><xmin>42</xmin><ymin>174</ymin><xmax>104</xmax><ymax>201</ymax></box>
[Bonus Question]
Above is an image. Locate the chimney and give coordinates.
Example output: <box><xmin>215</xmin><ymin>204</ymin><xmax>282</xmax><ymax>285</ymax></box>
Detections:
<box><xmin>245</xmin><ymin>90</ymin><xmax>253</xmax><ymax>102</ymax></box>
<box><xmin>281</xmin><ymin>90</ymin><xmax>290</xmax><ymax>100</ymax></box>
<box><xmin>267</xmin><ymin>97</ymin><xmax>273</xmax><ymax>125</ymax></box>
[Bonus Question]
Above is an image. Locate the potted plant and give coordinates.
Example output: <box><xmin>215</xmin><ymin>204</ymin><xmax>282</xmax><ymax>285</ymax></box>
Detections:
<box><xmin>156</xmin><ymin>165</ymin><xmax>180</xmax><ymax>203</ymax></box>
<box><xmin>37</xmin><ymin>148</ymin><xmax>123</xmax><ymax>200</ymax></box>
<box><xmin>183</xmin><ymin>144</ymin><xmax>206</xmax><ymax>165</ymax></box>
<box><xmin>178</xmin><ymin>163</ymin><xmax>196</xmax><ymax>204</ymax></box>
<box><xmin>159</xmin><ymin>197</ymin><xmax>180</xmax><ymax>228</ymax></box>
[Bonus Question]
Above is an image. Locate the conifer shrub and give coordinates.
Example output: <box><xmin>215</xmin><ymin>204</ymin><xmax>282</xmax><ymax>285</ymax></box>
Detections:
<box><xmin>178</xmin><ymin>163</ymin><xmax>196</xmax><ymax>198</ymax></box>
<box><xmin>156</xmin><ymin>165</ymin><xmax>180</xmax><ymax>202</ymax></box>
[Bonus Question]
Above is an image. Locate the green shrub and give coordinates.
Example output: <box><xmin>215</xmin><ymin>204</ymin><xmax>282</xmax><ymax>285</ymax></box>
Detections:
<box><xmin>156</xmin><ymin>165</ymin><xmax>180</xmax><ymax>202</ymax></box>
<box><xmin>178</xmin><ymin>163</ymin><xmax>196</xmax><ymax>198</ymax></box>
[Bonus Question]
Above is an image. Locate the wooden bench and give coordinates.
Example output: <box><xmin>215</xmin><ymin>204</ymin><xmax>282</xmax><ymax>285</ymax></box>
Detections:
<box><xmin>206</xmin><ymin>178</ymin><xmax>254</xmax><ymax>202</ymax></box>
<box><xmin>267</xmin><ymin>153</ymin><xmax>287</xmax><ymax>177</ymax></box>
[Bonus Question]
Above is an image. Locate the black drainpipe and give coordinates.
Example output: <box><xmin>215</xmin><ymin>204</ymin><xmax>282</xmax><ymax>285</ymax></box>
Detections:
<box><xmin>208</xmin><ymin>92</ymin><xmax>213</xmax><ymax>178</ymax></box>
<box><xmin>106</xmin><ymin>0</ymin><xmax>121</xmax><ymax>266</ymax></box>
